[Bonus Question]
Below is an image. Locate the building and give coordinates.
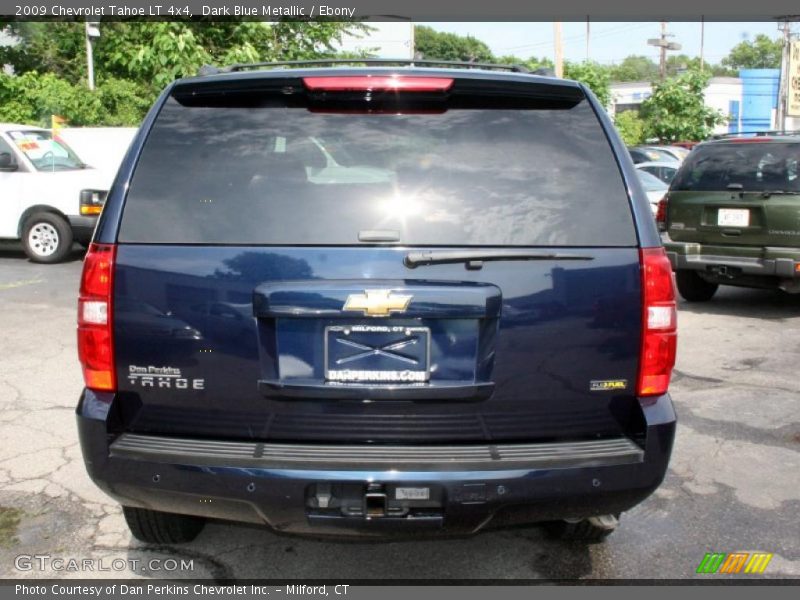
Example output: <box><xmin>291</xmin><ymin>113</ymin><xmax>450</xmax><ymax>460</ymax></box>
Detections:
<box><xmin>609</xmin><ymin>69</ymin><xmax>795</xmax><ymax>134</ymax></box>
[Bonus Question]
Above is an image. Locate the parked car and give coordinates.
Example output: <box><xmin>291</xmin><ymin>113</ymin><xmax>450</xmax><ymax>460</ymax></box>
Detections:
<box><xmin>662</xmin><ymin>133</ymin><xmax>800</xmax><ymax>301</ymax></box>
<box><xmin>636</xmin><ymin>161</ymin><xmax>680</xmax><ymax>185</ymax></box>
<box><xmin>629</xmin><ymin>146</ymin><xmax>676</xmax><ymax>164</ymax></box>
<box><xmin>76</xmin><ymin>62</ymin><xmax>677</xmax><ymax>546</ymax></box>
<box><xmin>671</xmin><ymin>141</ymin><xmax>700</xmax><ymax>151</ymax></box>
<box><xmin>0</xmin><ymin>124</ymin><xmax>112</xmax><ymax>262</ymax></box>
<box><xmin>646</xmin><ymin>145</ymin><xmax>690</xmax><ymax>162</ymax></box>
<box><xmin>636</xmin><ymin>169</ymin><xmax>670</xmax><ymax>213</ymax></box>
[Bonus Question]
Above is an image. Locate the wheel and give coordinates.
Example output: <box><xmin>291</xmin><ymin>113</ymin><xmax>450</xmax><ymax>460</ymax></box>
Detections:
<box><xmin>544</xmin><ymin>514</ymin><xmax>619</xmax><ymax>543</ymax></box>
<box><xmin>675</xmin><ymin>270</ymin><xmax>718</xmax><ymax>302</ymax></box>
<box><xmin>122</xmin><ymin>506</ymin><xmax>205</xmax><ymax>544</ymax></box>
<box><xmin>22</xmin><ymin>213</ymin><xmax>73</xmax><ymax>263</ymax></box>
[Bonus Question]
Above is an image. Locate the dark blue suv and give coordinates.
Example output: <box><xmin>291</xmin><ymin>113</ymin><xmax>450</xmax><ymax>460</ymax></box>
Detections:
<box><xmin>76</xmin><ymin>61</ymin><xmax>677</xmax><ymax>545</ymax></box>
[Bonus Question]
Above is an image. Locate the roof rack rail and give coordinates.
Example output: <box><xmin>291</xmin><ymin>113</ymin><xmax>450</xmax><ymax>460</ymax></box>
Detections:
<box><xmin>197</xmin><ymin>58</ymin><xmax>533</xmax><ymax>76</ymax></box>
<box><xmin>711</xmin><ymin>130</ymin><xmax>800</xmax><ymax>139</ymax></box>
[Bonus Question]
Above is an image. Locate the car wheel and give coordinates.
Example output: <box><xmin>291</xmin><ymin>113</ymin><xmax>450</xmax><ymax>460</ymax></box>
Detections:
<box><xmin>123</xmin><ymin>506</ymin><xmax>205</xmax><ymax>544</ymax></box>
<box><xmin>22</xmin><ymin>213</ymin><xmax>73</xmax><ymax>263</ymax></box>
<box><xmin>675</xmin><ymin>270</ymin><xmax>718</xmax><ymax>302</ymax></box>
<box><xmin>544</xmin><ymin>514</ymin><xmax>619</xmax><ymax>543</ymax></box>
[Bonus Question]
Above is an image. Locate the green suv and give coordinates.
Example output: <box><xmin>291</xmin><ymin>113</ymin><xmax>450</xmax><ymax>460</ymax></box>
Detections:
<box><xmin>662</xmin><ymin>133</ymin><xmax>800</xmax><ymax>301</ymax></box>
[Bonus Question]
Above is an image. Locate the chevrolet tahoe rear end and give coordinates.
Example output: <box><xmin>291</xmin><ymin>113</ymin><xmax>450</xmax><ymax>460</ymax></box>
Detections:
<box><xmin>76</xmin><ymin>63</ymin><xmax>677</xmax><ymax>544</ymax></box>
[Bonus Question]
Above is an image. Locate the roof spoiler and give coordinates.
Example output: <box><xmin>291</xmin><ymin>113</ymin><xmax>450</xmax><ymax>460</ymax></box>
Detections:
<box><xmin>711</xmin><ymin>130</ymin><xmax>800</xmax><ymax>140</ymax></box>
<box><xmin>196</xmin><ymin>59</ymin><xmax>539</xmax><ymax>76</ymax></box>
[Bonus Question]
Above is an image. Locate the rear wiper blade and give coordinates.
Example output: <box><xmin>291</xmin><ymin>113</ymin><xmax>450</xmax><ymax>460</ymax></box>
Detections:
<box><xmin>404</xmin><ymin>249</ymin><xmax>595</xmax><ymax>268</ymax></box>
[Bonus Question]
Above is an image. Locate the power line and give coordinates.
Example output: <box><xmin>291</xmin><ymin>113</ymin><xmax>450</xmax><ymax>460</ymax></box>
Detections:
<box><xmin>494</xmin><ymin>22</ymin><xmax>651</xmax><ymax>53</ymax></box>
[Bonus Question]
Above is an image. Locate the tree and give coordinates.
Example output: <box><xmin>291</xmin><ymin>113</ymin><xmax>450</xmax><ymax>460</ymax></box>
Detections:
<box><xmin>414</xmin><ymin>25</ymin><xmax>493</xmax><ymax>62</ymax></box>
<box><xmin>609</xmin><ymin>55</ymin><xmax>659</xmax><ymax>82</ymax></box>
<box><xmin>721</xmin><ymin>34</ymin><xmax>783</xmax><ymax>70</ymax></box>
<box><xmin>613</xmin><ymin>110</ymin><xmax>646</xmax><ymax>145</ymax></box>
<box><xmin>0</xmin><ymin>21</ymin><xmax>367</xmax><ymax>126</ymax></box>
<box><xmin>494</xmin><ymin>54</ymin><xmax>554</xmax><ymax>71</ymax></box>
<box><xmin>0</xmin><ymin>22</ymin><xmax>86</xmax><ymax>81</ymax></box>
<box><xmin>0</xmin><ymin>71</ymin><xmax>151</xmax><ymax>127</ymax></box>
<box><xmin>1</xmin><ymin>21</ymin><xmax>367</xmax><ymax>87</ymax></box>
<box><xmin>564</xmin><ymin>61</ymin><xmax>611</xmax><ymax>106</ymax></box>
<box><xmin>640</xmin><ymin>69</ymin><xmax>726</xmax><ymax>142</ymax></box>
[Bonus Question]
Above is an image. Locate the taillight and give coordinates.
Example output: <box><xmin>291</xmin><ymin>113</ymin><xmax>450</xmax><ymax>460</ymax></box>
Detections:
<box><xmin>655</xmin><ymin>195</ymin><xmax>668</xmax><ymax>231</ymax></box>
<box><xmin>303</xmin><ymin>76</ymin><xmax>454</xmax><ymax>92</ymax></box>
<box><xmin>638</xmin><ymin>247</ymin><xmax>677</xmax><ymax>396</ymax></box>
<box><xmin>730</xmin><ymin>137</ymin><xmax>772</xmax><ymax>143</ymax></box>
<box><xmin>78</xmin><ymin>243</ymin><xmax>116</xmax><ymax>391</ymax></box>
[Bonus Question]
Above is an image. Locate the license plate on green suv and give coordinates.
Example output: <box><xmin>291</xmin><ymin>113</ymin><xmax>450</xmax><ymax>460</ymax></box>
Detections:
<box><xmin>717</xmin><ymin>209</ymin><xmax>749</xmax><ymax>227</ymax></box>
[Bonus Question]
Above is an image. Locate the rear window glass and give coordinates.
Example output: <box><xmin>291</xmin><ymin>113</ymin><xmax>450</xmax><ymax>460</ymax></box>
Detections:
<box><xmin>672</xmin><ymin>142</ymin><xmax>800</xmax><ymax>192</ymax></box>
<box><xmin>119</xmin><ymin>87</ymin><xmax>636</xmax><ymax>246</ymax></box>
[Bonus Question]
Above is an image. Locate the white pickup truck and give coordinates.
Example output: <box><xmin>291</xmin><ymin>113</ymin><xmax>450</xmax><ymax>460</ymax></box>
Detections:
<box><xmin>0</xmin><ymin>123</ymin><xmax>115</xmax><ymax>262</ymax></box>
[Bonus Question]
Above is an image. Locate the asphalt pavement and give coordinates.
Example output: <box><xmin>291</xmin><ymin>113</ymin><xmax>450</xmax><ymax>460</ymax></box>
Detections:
<box><xmin>0</xmin><ymin>242</ymin><xmax>798</xmax><ymax>580</ymax></box>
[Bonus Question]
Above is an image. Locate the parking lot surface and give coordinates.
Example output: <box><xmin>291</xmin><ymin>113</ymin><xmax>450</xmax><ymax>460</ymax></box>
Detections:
<box><xmin>0</xmin><ymin>243</ymin><xmax>798</xmax><ymax>580</ymax></box>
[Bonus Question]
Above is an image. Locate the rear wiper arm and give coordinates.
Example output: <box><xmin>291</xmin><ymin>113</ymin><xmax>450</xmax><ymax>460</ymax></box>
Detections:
<box><xmin>404</xmin><ymin>249</ymin><xmax>595</xmax><ymax>269</ymax></box>
<box><xmin>760</xmin><ymin>190</ymin><xmax>798</xmax><ymax>198</ymax></box>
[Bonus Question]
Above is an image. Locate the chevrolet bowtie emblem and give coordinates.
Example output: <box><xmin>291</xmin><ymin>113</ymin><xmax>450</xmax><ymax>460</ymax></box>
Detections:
<box><xmin>343</xmin><ymin>290</ymin><xmax>413</xmax><ymax>317</ymax></box>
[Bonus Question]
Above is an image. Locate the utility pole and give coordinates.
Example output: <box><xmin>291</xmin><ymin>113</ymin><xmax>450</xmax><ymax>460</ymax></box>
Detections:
<box><xmin>554</xmin><ymin>21</ymin><xmax>563</xmax><ymax>77</ymax></box>
<box><xmin>776</xmin><ymin>19</ymin><xmax>793</xmax><ymax>131</ymax></box>
<box><xmin>84</xmin><ymin>21</ymin><xmax>100</xmax><ymax>91</ymax></box>
<box><xmin>586</xmin><ymin>17</ymin><xmax>590</xmax><ymax>62</ymax></box>
<box><xmin>700</xmin><ymin>17</ymin><xmax>705</xmax><ymax>71</ymax></box>
<box><xmin>648</xmin><ymin>21</ymin><xmax>681</xmax><ymax>80</ymax></box>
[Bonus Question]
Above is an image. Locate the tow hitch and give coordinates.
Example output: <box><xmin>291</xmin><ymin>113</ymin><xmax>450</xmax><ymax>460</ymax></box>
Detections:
<box><xmin>707</xmin><ymin>264</ymin><xmax>742</xmax><ymax>279</ymax></box>
<box><xmin>306</xmin><ymin>482</ymin><xmax>444</xmax><ymax>529</ymax></box>
<box><xmin>365</xmin><ymin>483</ymin><xmax>388</xmax><ymax>517</ymax></box>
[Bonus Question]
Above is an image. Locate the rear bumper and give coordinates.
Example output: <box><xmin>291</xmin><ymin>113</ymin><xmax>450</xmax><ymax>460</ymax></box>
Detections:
<box><xmin>665</xmin><ymin>241</ymin><xmax>800</xmax><ymax>279</ymax></box>
<box><xmin>77</xmin><ymin>391</ymin><xmax>676</xmax><ymax>538</ymax></box>
<box><xmin>67</xmin><ymin>215</ymin><xmax>98</xmax><ymax>243</ymax></box>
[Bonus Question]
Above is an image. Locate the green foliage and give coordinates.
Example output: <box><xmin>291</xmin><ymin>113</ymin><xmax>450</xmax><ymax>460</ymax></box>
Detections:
<box><xmin>609</xmin><ymin>55</ymin><xmax>659</xmax><ymax>82</ymax></box>
<box><xmin>0</xmin><ymin>20</ymin><xmax>367</xmax><ymax>127</ymax></box>
<box><xmin>613</xmin><ymin>110</ymin><xmax>647</xmax><ymax>145</ymax></box>
<box><xmin>641</xmin><ymin>70</ymin><xmax>727</xmax><ymax>142</ymax></box>
<box><xmin>414</xmin><ymin>25</ymin><xmax>493</xmax><ymax>62</ymax></box>
<box><xmin>608</xmin><ymin>54</ymin><xmax>735</xmax><ymax>82</ymax></box>
<box><xmin>98</xmin><ymin>22</ymin><xmax>211</xmax><ymax>91</ymax></box>
<box><xmin>721</xmin><ymin>34</ymin><xmax>783</xmax><ymax>70</ymax></box>
<box><xmin>0</xmin><ymin>22</ymin><xmax>86</xmax><ymax>81</ymax></box>
<box><xmin>493</xmin><ymin>54</ymin><xmax>554</xmax><ymax>71</ymax></box>
<box><xmin>0</xmin><ymin>71</ymin><xmax>150</xmax><ymax>127</ymax></box>
<box><xmin>564</xmin><ymin>61</ymin><xmax>611</xmax><ymax>106</ymax></box>
<box><xmin>94</xmin><ymin>78</ymin><xmax>153</xmax><ymax>126</ymax></box>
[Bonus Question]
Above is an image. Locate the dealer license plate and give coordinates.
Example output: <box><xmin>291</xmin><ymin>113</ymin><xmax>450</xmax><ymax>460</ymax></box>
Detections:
<box><xmin>324</xmin><ymin>325</ymin><xmax>431</xmax><ymax>383</ymax></box>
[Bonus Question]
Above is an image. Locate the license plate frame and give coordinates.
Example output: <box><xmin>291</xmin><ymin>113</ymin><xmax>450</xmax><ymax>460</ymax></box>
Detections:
<box><xmin>324</xmin><ymin>325</ymin><xmax>431</xmax><ymax>384</ymax></box>
<box><xmin>717</xmin><ymin>208</ymin><xmax>750</xmax><ymax>227</ymax></box>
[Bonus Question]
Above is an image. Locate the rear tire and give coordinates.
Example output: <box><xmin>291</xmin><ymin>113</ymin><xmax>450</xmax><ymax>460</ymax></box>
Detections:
<box><xmin>675</xmin><ymin>270</ymin><xmax>718</xmax><ymax>302</ymax></box>
<box><xmin>544</xmin><ymin>514</ymin><xmax>619</xmax><ymax>543</ymax></box>
<box><xmin>22</xmin><ymin>212</ymin><xmax>73</xmax><ymax>263</ymax></box>
<box><xmin>123</xmin><ymin>506</ymin><xmax>205</xmax><ymax>544</ymax></box>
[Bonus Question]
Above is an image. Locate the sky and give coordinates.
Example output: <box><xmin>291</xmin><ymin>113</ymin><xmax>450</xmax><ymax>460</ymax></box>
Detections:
<box><xmin>340</xmin><ymin>21</ymin><xmax>792</xmax><ymax>65</ymax></box>
<box><xmin>1</xmin><ymin>21</ymin><xmax>791</xmax><ymax>67</ymax></box>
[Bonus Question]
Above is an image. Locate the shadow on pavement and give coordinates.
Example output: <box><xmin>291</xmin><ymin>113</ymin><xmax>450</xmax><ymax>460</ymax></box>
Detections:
<box><xmin>677</xmin><ymin>286</ymin><xmax>800</xmax><ymax>320</ymax></box>
<box><xmin>0</xmin><ymin>242</ymin><xmax>86</xmax><ymax>264</ymax></box>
